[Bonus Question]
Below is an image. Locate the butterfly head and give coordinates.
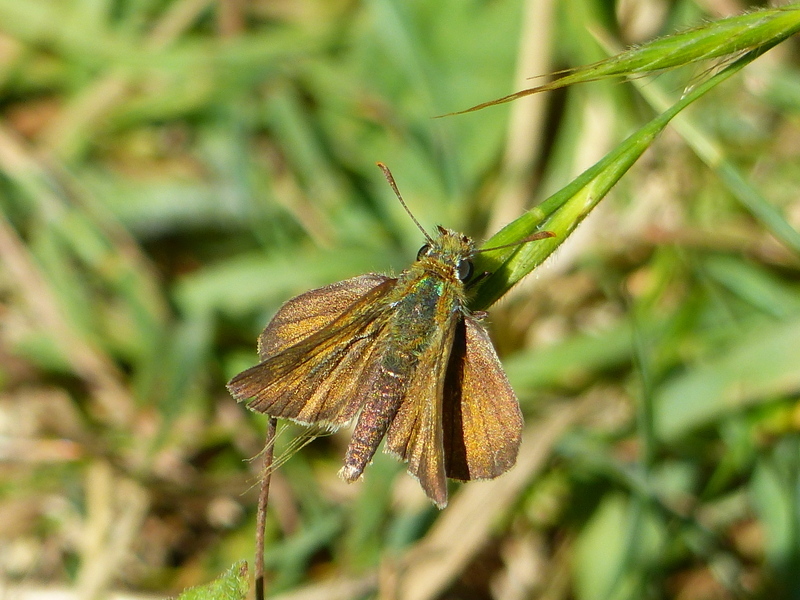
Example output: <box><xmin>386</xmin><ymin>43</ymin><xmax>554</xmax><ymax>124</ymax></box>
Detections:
<box><xmin>415</xmin><ymin>226</ymin><xmax>475</xmax><ymax>282</ymax></box>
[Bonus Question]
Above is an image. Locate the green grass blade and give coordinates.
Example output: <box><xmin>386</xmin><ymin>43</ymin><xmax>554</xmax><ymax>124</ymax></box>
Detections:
<box><xmin>469</xmin><ymin>44</ymin><xmax>778</xmax><ymax>311</ymax></box>
<box><xmin>448</xmin><ymin>5</ymin><xmax>800</xmax><ymax>115</ymax></box>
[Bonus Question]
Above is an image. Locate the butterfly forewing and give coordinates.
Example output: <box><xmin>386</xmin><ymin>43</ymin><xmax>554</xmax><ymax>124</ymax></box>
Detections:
<box><xmin>227</xmin><ymin>275</ymin><xmax>395</xmax><ymax>428</ymax></box>
<box><xmin>442</xmin><ymin>315</ymin><xmax>523</xmax><ymax>481</ymax></box>
<box><xmin>384</xmin><ymin>299</ymin><xmax>459</xmax><ymax>508</ymax></box>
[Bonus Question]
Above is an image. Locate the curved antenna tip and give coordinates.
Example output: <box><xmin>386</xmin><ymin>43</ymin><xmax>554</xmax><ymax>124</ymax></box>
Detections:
<box><xmin>376</xmin><ymin>163</ymin><xmax>432</xmax><ymax>243</ymax></box>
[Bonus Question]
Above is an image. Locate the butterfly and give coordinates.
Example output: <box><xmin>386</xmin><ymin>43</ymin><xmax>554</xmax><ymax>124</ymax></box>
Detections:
<box><xmin>227</xmin><ymin>164</ymin><xmax>553</xmax><ymax>507</ymax></box>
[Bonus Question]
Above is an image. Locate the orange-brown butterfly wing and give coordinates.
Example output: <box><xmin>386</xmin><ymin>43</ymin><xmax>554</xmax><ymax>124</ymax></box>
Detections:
<box><xmin>384</xmin><ymin>314</ymin><xmax>458</xmax><ymax>508</ymax></box>
<box><xmin>227</xmin><ymin>275</ymin><xmax>395</xmax><ymax>429</ymax></box>
<box><xmin>257</xmin><ymin>274</ymin><xmax>390</xmax><ymax>359</ymax></box>
<box><xmin>442</xmin><ymin>315</ymin><xmax>523</xmax><ymax>481</ymax></box>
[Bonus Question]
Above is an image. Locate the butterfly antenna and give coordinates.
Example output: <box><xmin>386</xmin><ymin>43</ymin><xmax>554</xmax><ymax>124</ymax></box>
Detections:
<box><xmin>377</xmin><ymin>162</ymin><xmax>433</xmax><ymax>244</ymax></box>
<box><xmin>475</xmin><ymin>230</ymin><xmax>555</xmax><ymax>253</ymax></box>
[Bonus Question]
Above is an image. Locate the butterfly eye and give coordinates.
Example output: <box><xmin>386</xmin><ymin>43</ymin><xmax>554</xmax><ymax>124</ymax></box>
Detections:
<box><xmin>417</xmin><ymin>244</ymin><xmax>431</xmax><ymax>260</ymax></box>
<box><xmin>457</xmin><ymin>259</ymin><xmax>473</xmax><ymax>282</ymax></box>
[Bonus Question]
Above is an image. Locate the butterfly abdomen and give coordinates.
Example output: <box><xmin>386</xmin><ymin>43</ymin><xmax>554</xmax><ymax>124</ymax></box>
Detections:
<box><xmin>339</xmin><ymin>350</ymin><xmax>410</xmax><ymax>482</ymax></box>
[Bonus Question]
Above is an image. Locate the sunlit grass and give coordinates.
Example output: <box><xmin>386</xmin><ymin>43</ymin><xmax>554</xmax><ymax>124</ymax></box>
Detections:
<box><xmin>0</xmin><ymin>1</ymin><xmax>799</xmax><ymax>599</ymax></box>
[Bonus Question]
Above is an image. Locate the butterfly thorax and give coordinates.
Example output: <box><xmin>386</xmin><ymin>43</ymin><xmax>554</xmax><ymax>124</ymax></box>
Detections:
<box><xmin>387</xmin><ymin>227</ymin><xmax>473</xmax><ymax>352</ymax></box>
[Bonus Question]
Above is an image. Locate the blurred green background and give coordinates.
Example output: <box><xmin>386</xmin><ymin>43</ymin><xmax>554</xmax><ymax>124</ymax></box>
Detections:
<box><xmin>1</xmin><ymin>1</ymin><xmax>799</xmax><ymax>599</ymax></box>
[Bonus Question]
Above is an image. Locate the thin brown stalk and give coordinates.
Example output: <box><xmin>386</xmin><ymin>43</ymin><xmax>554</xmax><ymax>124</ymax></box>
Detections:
<box><xmin>255</xmin><ymin>417</ymin><xmax>278</xmax><ymax>600</ymax></box>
